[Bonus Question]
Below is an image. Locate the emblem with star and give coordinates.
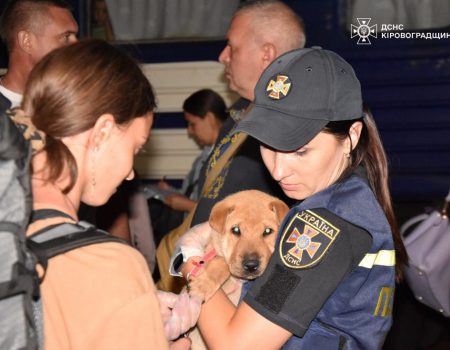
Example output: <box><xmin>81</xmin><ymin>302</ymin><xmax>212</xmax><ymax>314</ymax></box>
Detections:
<box><xmin>266</xmin><ymin>74</ymin><xmax>291</xmax><ymax>100</ymax></box>
<box><xmin>286</xmin><ymin>225</ymin><xmax>322</xmax><ymax>261</ymax></box>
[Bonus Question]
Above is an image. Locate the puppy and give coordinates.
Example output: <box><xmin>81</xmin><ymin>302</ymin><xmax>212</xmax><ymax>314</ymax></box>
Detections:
<box><xmin>183</xmin><ymin>190</ymin><xmax>289</xmax><ymax>303</ymax></box>
<box><xmin>176</xmin><ymin>190</ymin><xmax>288</xmax><ymax>349</ymax></box>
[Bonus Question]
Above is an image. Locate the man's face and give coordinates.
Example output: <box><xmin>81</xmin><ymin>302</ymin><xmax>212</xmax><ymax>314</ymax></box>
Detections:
<box><xmin>30</xmin><ymin>6</ymin><xmax>78</xmax><ymax>64</ymax></box>
<box><xmin>219</xmin><ymin>13</ymin><xmax>266</xmax><ymax>101</ymax></box>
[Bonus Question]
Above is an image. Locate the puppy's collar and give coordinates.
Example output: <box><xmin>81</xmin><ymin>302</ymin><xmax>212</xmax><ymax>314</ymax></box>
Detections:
<box><xmin>187</xmin><ymin>248</ymin><xmax>217</xmax><ymax>280</ymax></box>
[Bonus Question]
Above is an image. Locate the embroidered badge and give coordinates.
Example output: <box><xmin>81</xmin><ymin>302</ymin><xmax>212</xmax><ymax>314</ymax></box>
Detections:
<box><xmin>279</xmin><ymin>210</ymin><xmax>340</xmax><ymax>268</ymax></box>
<box><xmin>266</xmin><ymin>74</ymin><xmax>291</xmax><ymax>100</ymax></box>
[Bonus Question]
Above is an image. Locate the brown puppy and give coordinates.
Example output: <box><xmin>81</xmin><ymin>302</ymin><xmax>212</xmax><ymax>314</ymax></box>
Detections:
<box><xmin>186</xmin><ymin>190</ymin><xmax>289</xmax><ymax>302</ymax></box>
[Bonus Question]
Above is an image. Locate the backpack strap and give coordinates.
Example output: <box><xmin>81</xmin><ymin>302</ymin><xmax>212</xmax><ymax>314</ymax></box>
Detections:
<box><xmin>30</xmin><ymin>208</ymin><xmax>75</xmax><ymax>223</ymax></box>
<box><xmin>27</xmin><ymin>209</ymin><xmax>128</xmax><ymax>276</ymax></box>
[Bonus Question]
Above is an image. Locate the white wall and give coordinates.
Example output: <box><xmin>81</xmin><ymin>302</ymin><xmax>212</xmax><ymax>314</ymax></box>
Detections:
<box><xmin>136</xmin><ymin>60</ymin><xmax>238</xmax><ymax>179</ymax></box>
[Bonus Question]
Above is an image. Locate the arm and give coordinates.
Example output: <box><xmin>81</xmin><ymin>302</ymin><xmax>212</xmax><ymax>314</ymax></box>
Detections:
<box><xmin>178</xmin><ymin>256</ymin><xmax>291</xmax><ymax>348</ymax></box>
<box><xmin>106</xmin><ymin>211</ymin><xmax>131</xmax><ymax>241</ymax></box>
<box><xmin>170</xmin><ymin>221</ymin><xmax>213</xmax><ymax>277</ymax></box>
<box><xmin>175</xmin><ymin>226</ymin><xmax>290</xmax><ymax>349</ymax></box>
<box><xmin>164</xmin><ymin>193</ymin><xmax>196</xmax><ymax>212</ymax></box>
<box><xmin>179</xmin><ymin>222</ymin><xmax>212</xmax><ymax>262</ymax></box>
<box><xmin>157</xmin><ymin>179</ymin><xmax>173</xmax><ymax>190</ymax></box>
<box><xmin>196</xmin><ymin>208</ymin><xmax>373</xmax><ymax>349</ymax></box>
<box><xmin>198</xmin><ymin>291</ymin><xmax>291</xmax><ymax>350</ymax></box>
<box><xmin>175</xmin><ymin>223</ymin><xmax>232</xmax><ymax>301</ymax></box>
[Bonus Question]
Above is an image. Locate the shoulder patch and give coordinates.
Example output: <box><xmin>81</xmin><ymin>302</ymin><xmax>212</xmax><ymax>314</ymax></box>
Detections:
<box><xmin>279</xmin><ymin>209</ymin><xmax>340</xmax><ymax>269</ymax></box>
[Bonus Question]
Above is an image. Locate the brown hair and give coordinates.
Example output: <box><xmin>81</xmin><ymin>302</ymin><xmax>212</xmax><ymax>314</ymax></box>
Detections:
<box><xmin>324</xmin><ymin>110</ymin><xmax>408</xmax><ymax>281</ymax></box>
<box><xmin>22</xmin><ymin>39</ymin><xmax>156</xmax><ymax>193</ymax></box>
<box><xmin>0</xmin><ymin>0</ymin><xmax>72</xmax><ymax>50</ymax></box>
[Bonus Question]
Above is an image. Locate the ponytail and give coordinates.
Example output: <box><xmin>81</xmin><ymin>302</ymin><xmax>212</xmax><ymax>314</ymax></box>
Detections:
<box><xmin>39</xmin><ymin>136</ymin><xmax>77</xmax><ymax>194</ymax></box>
<box><xmin>358</xmin><ymin>111</ymin><xmax>407</xmax><ymax>282</ymax></box>
<box><xmin>324</xmin><ymin>109</ymin><xmax>408</xmax><ymax>281</ymax></box>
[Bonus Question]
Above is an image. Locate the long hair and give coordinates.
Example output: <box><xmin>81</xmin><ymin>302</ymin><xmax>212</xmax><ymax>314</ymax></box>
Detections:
<box><xmin>182</xmin><ymin>89</ymin><xmax>227</xmax><ymax>122</ymax></box>
<box><xmin>324</xmin><ymin>109</ymin><xmax>407</xmax><ymax>281</ymax></box>
<box><xmin>22</xmin><ymin>39</ymin><xmax>156</xmax><ymax>193</ymax></box>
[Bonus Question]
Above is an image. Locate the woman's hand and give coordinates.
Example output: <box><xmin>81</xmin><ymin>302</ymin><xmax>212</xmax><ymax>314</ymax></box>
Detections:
<box><xmin>157</xmin><ymin>290</ymin><xmax>202</xmax><ymax>340</ymax></box>
<box><xmin>157</xmin><ymin>179</ymin><xmax>172</xmax><ymax>190</ymax></box>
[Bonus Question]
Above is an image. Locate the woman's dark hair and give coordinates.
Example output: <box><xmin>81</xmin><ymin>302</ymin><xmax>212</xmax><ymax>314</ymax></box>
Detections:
<box><xmin>182</xmin><ymin>89</ymin><xmax>227</xmax><ymax>122</ymax></box>
<box><xmin>323</xmin><ymin>110</ymin><xmax>407</xmax><ymax>281</ymax></box>
<box><xmin>22</xmin><ymin>39</ymin><xmax>156</xmax><ymax>193</ymax></box>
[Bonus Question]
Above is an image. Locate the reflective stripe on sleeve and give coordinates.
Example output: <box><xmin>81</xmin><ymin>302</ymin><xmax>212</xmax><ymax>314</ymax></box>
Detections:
<box><xmin>358</xmin><ymin>250</ymin><xmax>396</xmax><ymax>268</ymax></box>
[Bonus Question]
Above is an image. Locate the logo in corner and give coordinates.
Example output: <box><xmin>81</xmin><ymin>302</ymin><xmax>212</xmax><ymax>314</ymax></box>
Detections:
<box><xmin>351</xmin><ymin>18</ymin><xmax>377</xmax><ymax>45</ymax></box>
<box><xmin>266</xmin><ymin>74</ymin><xmax>291</xmax><ymax>100</ymax></box>
<box><xmin>279</xmin><ymin>210</ymin><xmax>340</xmax><ymax>269</ymax></box>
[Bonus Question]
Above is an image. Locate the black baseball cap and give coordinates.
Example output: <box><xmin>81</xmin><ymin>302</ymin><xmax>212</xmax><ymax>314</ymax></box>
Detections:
<box><xmin>235</xmin><ymin>47</ymin><xmax>363</xmax><ymax>151</ymax></box>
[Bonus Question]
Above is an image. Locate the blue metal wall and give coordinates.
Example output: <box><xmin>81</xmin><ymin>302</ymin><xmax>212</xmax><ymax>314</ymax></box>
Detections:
<box><xmin>284</xmin><ymin>0</ymin><xmax>450</xmax><ymax>200</ymax></box>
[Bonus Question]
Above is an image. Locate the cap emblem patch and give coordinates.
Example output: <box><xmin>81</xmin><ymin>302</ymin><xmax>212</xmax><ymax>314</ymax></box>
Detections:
<box><xmin>266</xmin><ymin>74</ymin><xmax>291</xmax><ymax>100</ymax></box>
<box><xmin>279</xmin><ymin>210</ymin><xmax>340</xmax><ymax>269</ymax></box>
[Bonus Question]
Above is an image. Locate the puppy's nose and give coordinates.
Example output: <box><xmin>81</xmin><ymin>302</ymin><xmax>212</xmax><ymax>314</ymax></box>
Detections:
<box><xmin>243</xmin><ymin>257</ymin><xmax>260</xmax><ymax>272</ymax></box>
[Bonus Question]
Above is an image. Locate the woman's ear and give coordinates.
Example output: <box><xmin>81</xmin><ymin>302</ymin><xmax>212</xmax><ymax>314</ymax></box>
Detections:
<box><xmin>204</xmin><ymin>111</ymin><xmax>220</xmax><ymax>128</ymax></box>
<box><xmin>89</xmin><ymin>114</ymin><xmax>116</xmax><ymax>150</ymax></box>
<box><xmin>346</xmin><ymin>121</ymin><xmax>363</xmax><ymax>152</ymax></box>
<box><xmin>204</xmin><ymin>111</ymin><xmax>215</xmax><ymax>124</ymax></box>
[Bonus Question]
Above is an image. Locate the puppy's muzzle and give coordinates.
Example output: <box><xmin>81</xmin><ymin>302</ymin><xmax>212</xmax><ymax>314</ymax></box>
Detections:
<box><xmin>242</xmin><ymin>254</ymin><xmax>261</xmax><ymax>276</ymax></box>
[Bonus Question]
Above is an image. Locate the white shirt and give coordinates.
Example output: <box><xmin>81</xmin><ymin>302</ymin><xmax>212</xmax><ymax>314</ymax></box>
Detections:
<box><xmin>0</xmin><ymin>85</ymin><xmax>23</xmax><ymax>108</ymax></box>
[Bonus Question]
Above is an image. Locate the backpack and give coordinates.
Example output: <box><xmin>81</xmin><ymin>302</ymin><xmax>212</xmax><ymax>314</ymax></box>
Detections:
<box><xmin>0</xmin><ymin>109</ymin><xmax>126</xmax><ymax>349</ymax></box>
<box><xmin>0</xmin><ymin>106</ymin><xmax>35</xmax><ymax>349</ymax></box>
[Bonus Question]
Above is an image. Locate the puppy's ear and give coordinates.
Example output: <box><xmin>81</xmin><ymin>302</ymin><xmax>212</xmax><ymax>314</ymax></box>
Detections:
<box><xmin>270</xmin><ymin>200</ymin><xmax>290</xmax><ymax>224</ymax></box>
<box><xmin>209</xmin><ymin>198</ymin><xmax>235</xmax><ymax>234</ymax></box>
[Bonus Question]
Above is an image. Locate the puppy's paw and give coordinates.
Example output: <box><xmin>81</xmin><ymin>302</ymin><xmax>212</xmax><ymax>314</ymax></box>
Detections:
<box><xmin>188</xmin><ymin>274</ymin><xmax>219</xmax><ymax>302</ymax></box>
<box><xmin>188</xmin><ymin>256</ymin><xmax>230</xmax><ymax>302</ymax></box>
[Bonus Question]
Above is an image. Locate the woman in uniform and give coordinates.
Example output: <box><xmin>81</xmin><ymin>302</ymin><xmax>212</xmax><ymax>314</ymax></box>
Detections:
<box><xmin>178</xmin><ymin>47</ymin><xmax>407</xmax><ymax>349</ymax></box>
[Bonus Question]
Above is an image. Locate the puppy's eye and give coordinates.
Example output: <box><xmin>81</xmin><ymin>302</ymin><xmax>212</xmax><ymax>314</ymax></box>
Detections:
<box><xmin>231</xmin><ymin>226</ymin><xmax>240</xmax><ymax>236</ymax></box>
<box><xmin>263</xmin><ymin>227</ymin><xmax>273</xmax><ymax>236</ymax></box>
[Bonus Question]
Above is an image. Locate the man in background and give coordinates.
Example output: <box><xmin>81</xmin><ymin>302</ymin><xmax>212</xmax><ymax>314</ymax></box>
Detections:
<box><xmin>157</xmin><ymin>0</ymin><xmax>306</xmax><ymax>291</ymax></box>
<box><xmin>0</xmin><ymin>0</ymin><xmax>78</xmax><ymax>108</ymax></box>
<box><xmin>191</xmin><ymin>0</ymin><xmax>306</xmax><ymax>226</ymax></box>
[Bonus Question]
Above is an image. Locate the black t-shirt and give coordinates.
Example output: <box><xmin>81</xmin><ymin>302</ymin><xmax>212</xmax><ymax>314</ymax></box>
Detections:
<box><xmin>243</xmin><ymin>207</ymin><xmax>372</xmax><ymax>337</ymax></box>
